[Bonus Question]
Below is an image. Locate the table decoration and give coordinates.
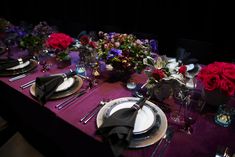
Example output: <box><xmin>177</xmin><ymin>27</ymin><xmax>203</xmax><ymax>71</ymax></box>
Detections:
<box><xmin>45</xmin><ymin>32</ymin><xmax>74</xmax><ymax>68</ymax></box>
<box><xmin>143</xmin><ymin>55</ymin><xmax>187</xmax><ymax>101</ymax></box>
<box><xmin>96</xmin><ymin>31</ymin><xmax>156</xmax><ymax>82</ymax></box>
<box><xmin>214</xmin><ymin>104</ymin><xmax>235</xmax><ymax>127</ymax></box>
<box><xmin>197</xmin><ymin>62</ymin><xmax>235</xmax><ymax>107</ymax></box>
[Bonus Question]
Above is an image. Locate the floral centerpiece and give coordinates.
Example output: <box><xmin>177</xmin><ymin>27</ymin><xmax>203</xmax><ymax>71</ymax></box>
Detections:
<box><xmin>19</xmin><ymin>34</ymin><xmax>44</xmax><ymax>53</ymax></box>
<box><xmin>197</xmin><ymin>62</ymin><xmax>235</xmax><ymax>106</ymax></box>
<box><xmin>75</xmin><ymin>33</ymin><xmax>97</xmax><ymax>65</ymax></box>
<box><xmin>143</xmin><ymin>56</ymin><xmax>188</xmax><ymax>101</ymax></box>
<box><xmin>45</xmin><ymin>32</ymin><xmax>74</xmax><ymax>61</ymax></box>
<box><xmin>96</xmin><ymin>31</ymin><xmax>157</xmax><ymax>79</ymax></box>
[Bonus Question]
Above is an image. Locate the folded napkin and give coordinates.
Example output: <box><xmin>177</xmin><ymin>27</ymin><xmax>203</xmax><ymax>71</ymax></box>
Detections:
<box><xmin>35</xmin><ymin>70</ymin><xmax>76</xmax><ymax>105</ymax></box>
<box><xmin>97</xmin><ymin>97</ymin><xmax>148</xmax><ymax>157</ymax></box>
<box><xmin>176</xmin><ymin>47</ymin><xmax>198</xmax><ymax>65</ymax></box>
<box><xmin>0</xmin><ymin>56</ymin><xmax>31</xmax><ymax>71</ymax></box>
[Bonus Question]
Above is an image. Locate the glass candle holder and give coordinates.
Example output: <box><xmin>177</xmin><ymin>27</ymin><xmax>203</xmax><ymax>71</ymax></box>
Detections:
<box><xmin>214</xmin><ymin>104</ymin><xmax>235</xmax><ymax>127</ymax></box>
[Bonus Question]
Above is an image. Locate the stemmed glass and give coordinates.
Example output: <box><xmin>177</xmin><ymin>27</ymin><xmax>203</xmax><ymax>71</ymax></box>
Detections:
<box><xmin>180</xmin><ymin>77</ymin><xmax>199</xmax><ymax>134</ymax></box>
<box><xmin>169</xmin><ymin>84</ymin><xmax>190</xmax><ymax>125</ymax></box>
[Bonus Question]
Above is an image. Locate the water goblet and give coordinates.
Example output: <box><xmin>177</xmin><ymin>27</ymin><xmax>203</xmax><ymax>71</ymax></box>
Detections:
<box><xmin>169</xmin><ymin>84</ymin><xmax>189</xmax><ymax>125</ymax></box>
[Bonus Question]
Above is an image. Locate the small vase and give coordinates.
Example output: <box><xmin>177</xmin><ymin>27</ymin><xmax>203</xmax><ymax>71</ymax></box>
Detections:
<box><xmin>202</xmin><ymin>89</ymin><xmax>230</xmax><ymax>107</ymax></box>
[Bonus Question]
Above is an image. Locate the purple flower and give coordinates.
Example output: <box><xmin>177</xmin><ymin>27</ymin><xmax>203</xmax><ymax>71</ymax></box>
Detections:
<box><xmin>150</xmin><ymin>39</ymin><xmax>158</xmax><ymax>52</ymax></box>
<box><xmin>108</xmin><ymin>32</ymin><xmax>116</xmax><ymax>40</ymax></box>
<box><xmin>107</xmin><ymin>48</ymin><xmax>122</xmax><ymax>59</ymax></box>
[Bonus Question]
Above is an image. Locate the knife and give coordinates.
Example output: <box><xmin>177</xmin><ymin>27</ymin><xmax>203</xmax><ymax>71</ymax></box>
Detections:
<box><xmin>55</xmin><ymin>89</ymin><xmax>88</xmax><ymax>110</ymax></box>
<box><xmin>9</xmin><ymin>74</ymin><xmax>27</xmax><ymax>82</ymax></box>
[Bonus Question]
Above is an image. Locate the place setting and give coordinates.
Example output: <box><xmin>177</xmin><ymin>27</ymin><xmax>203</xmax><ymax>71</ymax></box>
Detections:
<box><xmin>0</xmin><ymin>56</ymin><xmax>38</xmax><ymax>77</ymax></box>
<box><xmin>96</xmin><ymin>96</ymin><xmax>168</xmax><ymax>156</ymax></box>
<box><xmin>29</xmin><ymin>69</ymin><xmax>84</xmax><ymax>106</ymax></box>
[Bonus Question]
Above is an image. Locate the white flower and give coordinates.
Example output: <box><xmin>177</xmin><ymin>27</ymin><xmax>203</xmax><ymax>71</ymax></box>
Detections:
<box><xmin>106</xmin><ymin>64</ymin><xmax>114</xmax><ymax>71</ymax></box>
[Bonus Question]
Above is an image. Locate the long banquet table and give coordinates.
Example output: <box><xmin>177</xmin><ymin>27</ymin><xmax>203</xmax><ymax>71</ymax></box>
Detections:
<box><xmin>0</xmin><ymin>63</ymin><xmax>235</xmax><ymax>157</ymax></box>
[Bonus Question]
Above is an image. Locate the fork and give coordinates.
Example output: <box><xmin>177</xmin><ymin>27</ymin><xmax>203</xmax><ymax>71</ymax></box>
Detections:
<box><xmin>157</xmin><ymin>127</ymin><xmax>174</xmax><ymax>157</ymax></box>
<box><xmin>80</xmin><ymin>99</ymin><xmax>109</xmax><ymax>124</ymax></box>
<box><xmin>150</xmin><ymin>127</ymin><xmax>174</xmax><ymax>157</ymax></box>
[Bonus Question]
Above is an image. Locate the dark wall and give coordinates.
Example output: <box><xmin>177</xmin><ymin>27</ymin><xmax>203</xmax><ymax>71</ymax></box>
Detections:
<box><xmin>1</xmin><ymin>0</ymin><xmax>235</xmax><ymax>63</ymax></box>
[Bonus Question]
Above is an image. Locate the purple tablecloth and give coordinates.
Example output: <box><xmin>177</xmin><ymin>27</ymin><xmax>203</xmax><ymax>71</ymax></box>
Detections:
<box><xmin>0</xmin><ymin>63</ymin><xmax>235</xmax><ymax>157</ymax></box>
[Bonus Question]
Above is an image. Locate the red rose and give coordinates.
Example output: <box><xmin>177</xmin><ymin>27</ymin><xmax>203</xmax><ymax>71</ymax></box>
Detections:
<box><xmin>80</xmin><ymin>35</ymin><xmax>90</xmax><ymax>45</ymax></box>
<box><xmin>222</xmin><ymin>63</ymin><xmax>235</xmax><ymax>82</ymax></box>
<box><xmin>206</xmin><ymin>62</ymin><xmax>222</xmax><ymax>74</ymax></box>
<box><xmin>152</xmin><ymin>69</ymin><xmax>165</xmax><ymax>81</ymax></box>
<box><xmin>46</xmin><ymin>33</ymin><xmax>74</xmax><ymax>50</ymax></box>
<box><xmin>203</xmin><ymin>74</ymin><xmax>220</xmax><ymax>91</ymax></box>
<box><xmin>220</xmin><ymin>78</ymin><xmax>235</xmax><ymax>96</ymax></box>
<box><xmin>89</xmin><ymin>41</ymin><xmax>97</xmax><ymax>48</ymax></box>
<box><xmin>179</xmin><ymin>65</ymin><xmax>187</xmax><ymax>75</ymax></box>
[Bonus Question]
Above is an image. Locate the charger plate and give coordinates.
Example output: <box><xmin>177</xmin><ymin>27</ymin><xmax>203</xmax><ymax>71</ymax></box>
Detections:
<box><xmin>0</xmin><ymin>59</ymin><xmax>38</xmax><ymax>76</ymax></box>
<box><xmin>6</xmin><ymin>61</ymin><xmax>30</xmax><ymax>70</ymax></box>
<box><xmin>96</xmin><ymin>97</ymin><xmax>168</xmax><ymax>148</ymax></box>
<box><xmin>30</xmin><ymin>75</ymin><xmax>83</xmax><ymax>99</ymax></box>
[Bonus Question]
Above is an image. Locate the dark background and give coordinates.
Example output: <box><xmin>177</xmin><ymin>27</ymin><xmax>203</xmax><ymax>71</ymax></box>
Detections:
<box><xmin>1</xmin><ymin>0</ymin><xmax>235</xmax><ymax>64</ymax></box>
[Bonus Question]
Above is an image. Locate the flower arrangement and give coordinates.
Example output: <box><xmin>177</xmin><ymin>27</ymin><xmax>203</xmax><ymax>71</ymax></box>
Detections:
<box><xmin>197</xmin><ymin>62</ymin><xmax>235</xmax><ymax>96</ymax></box>
<box><xmin>45</xmin><ymin>32</ymin><xmax>74</xmax><ymax>60</ymax></box>
<box><xmin>75</xmin><ymin>34</ymin><xmax>97</xmax><ymax>65</ymax></box>
<box><xmin>143</xmin><ymin>56</ymin><xmax>187</xmax><ymax>100</ymax></box>
<box><xmin>32</xmin><ymin>21</ymin><xmax>56</xmax><ymax>38</ymax></box>
<box><xmin>19</xmin><ymin>34</ymin><xmax>44</xmax><ymax>52</ymax></box>
<box><xmin>96</xmin><ymin>31</ymin><xmax>157</xmax><ymax>74</ymax></box>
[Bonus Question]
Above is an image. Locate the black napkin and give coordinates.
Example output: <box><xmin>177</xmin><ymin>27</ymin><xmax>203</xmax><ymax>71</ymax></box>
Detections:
<box><xmin>35</xmin><ymin>70</ymin><xmax>76</xmax><ymax>105</ymax></box>
<box><xmin>0</xmin><ymin>56</ymin><xmax>31</xmax><ymax>71</ymax></box>
<box><xmin>176</xmin><ymin>47</ymin><xmax>198</xmax><ymax>65</ymax></box>
<box><xmin>97</xmin><ymin>97</ymin><xmax>148</xmax><ymax>157</ymax></box>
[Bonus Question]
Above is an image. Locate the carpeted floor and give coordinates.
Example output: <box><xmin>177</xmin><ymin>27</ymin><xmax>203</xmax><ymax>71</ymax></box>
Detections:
<box><xmin>0</xmin><ymin>116</ymin><xmax>45</xmax><ymax>157</ymax></box>
<box><xmin>0</xmin><ymin>132</ymin><xmax>45</xmax><ymax>157</ymax></box>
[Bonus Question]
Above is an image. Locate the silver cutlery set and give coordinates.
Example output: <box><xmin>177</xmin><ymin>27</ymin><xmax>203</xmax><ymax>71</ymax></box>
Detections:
<box><xmin>150</xmin><ymin>127</ymin><xmax>174</xmax><ymax>157</ymax></box>
<box><xmin>80</xmin><ymin>99</ymin><xmax>109</xmax><ymax>124</ymax></box>
<box><xmin>55</xmin><ymin>88</ymin><xmax>89</xmax><ymax>110</ymax></box>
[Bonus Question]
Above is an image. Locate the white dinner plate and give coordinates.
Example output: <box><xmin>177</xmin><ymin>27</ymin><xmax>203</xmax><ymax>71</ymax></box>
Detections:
<box><xmin>97</xmin><ymin>97</ymin><xmax>168</xmax><ymax>148</ymax></box>
<box><xmin>55</xmin><ymin>77</ymin><xmax>75</xmax><ymax>92</ymax></box>
<box><xmin>30</xmin><ymin>75</ymin><xmax>83</xmax><ymax>100</ymax></box>
<box><xmin>105</xmin><ymin>99</ymin><xmax>156</xmax><ymax>135</ymax></box>
<box><xmin>6</xmin><ymin>61</ymin><xmax>30</xmax><ymax>70</ymax></box>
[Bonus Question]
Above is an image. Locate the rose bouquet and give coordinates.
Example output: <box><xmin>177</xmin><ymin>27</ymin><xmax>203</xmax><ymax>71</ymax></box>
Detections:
<box><xmin>197</xmin><ymin>62</ymin><xmax>235</xmax><ymax>96</ymax></box>
<box><xmin>45</xmin><ymin>32</ymin><xmax>74</xmax><ymax>60</ymax></box>
<box><xmin>96</xmin><ymin>31</ymin><xmax>157</xmax><ymax>75</ymax></box>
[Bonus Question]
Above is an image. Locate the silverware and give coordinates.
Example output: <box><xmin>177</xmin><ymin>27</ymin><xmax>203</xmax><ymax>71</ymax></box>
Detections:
<box><xmin>157</xmin><ymin>127</ymin><xmax>174</xmax><ymax>157</ymax></box>
<box><xmin>20</xmin><ymin>80</ymin><xmax>35</xmax><ymax>89</ymax></box>
<box><xmin>80</xmin><ymin>100</ymin><xmax>107</xmax><ymax>124</ymax></box>
<box><xmin>9</xmin><ymin>74</ymin><xmax>27</xmax><ymax>82</ymax></box>
<box><xmin>150</xmin><ymin>127</ymin><xmax>174</xmax><ymax>157</ymax></box>
<box><xmin>55</xmin><ymin>89</ymin><xmax>88</xmax><ymax>110</ymax></box>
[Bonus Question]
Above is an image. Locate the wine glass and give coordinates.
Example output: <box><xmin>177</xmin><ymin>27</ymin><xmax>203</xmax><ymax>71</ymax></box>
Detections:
<box><xmin>169</xmin><ymin>83</ymin><xmax>190</xmax><ymax>125</ymax></box>
<box><xmin>180</xmin><ymin>77</ymin><xmax>200</xmax><ymax>134</ymax></box>
<box><xmin>181</xmin><ymin>94</ymin><xmax>197</xmax><ymax>134</ymax></box>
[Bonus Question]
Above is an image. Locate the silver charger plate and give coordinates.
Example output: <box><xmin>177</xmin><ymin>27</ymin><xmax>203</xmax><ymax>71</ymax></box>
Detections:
<box><xmin>96</xmin><ymin>97</ymin><xmax>168</xmax><ymax>148</ymax></box>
